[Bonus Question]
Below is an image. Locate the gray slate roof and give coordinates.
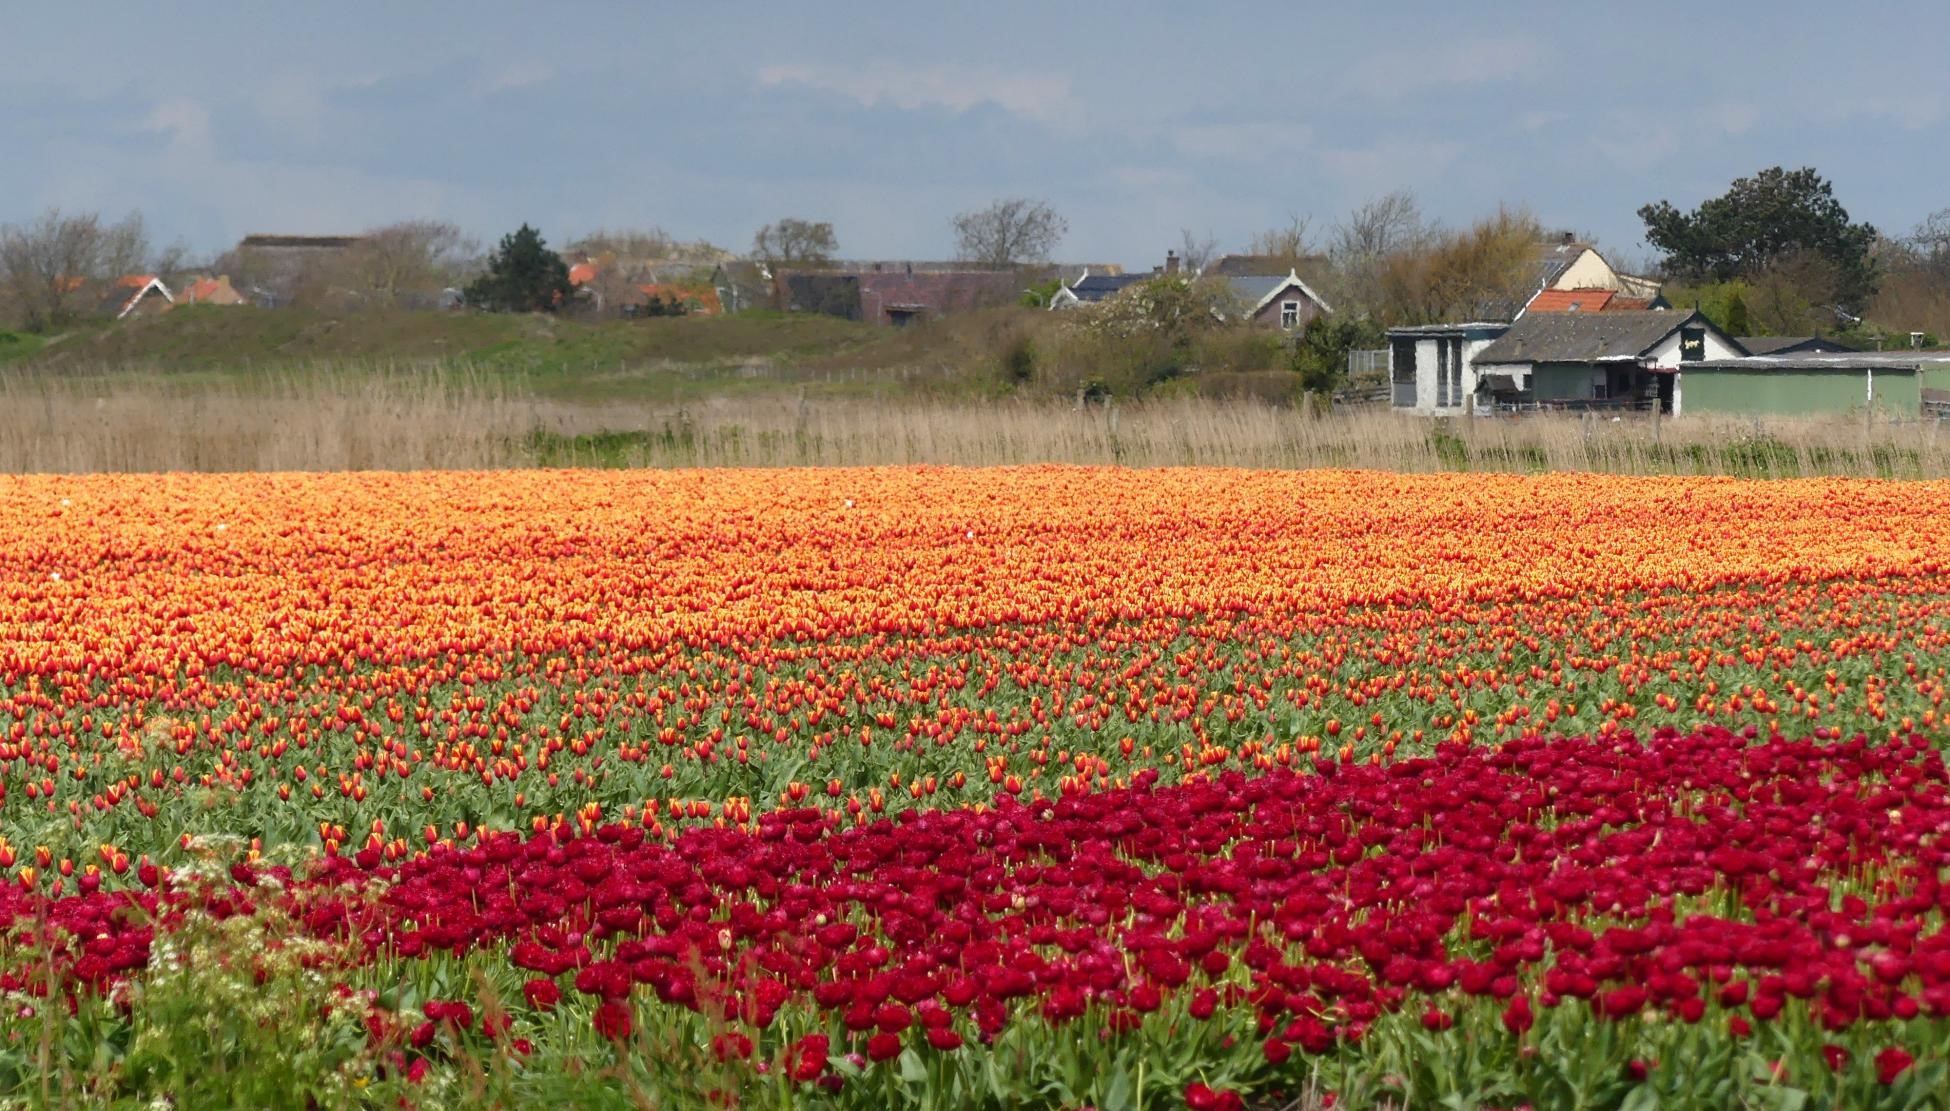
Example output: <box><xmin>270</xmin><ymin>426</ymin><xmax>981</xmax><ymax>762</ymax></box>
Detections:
<box><xmin>1475</xmin><ymin>310</ymin><xmax>1704</xmax><ymax>365</ymax></box>
<box><xmin>1534</xmin><ymin>241</ymin><xmax>1590</xmax><ymax>289</ymax></box>
<box><xmin>1068</xmin><ymin>273</ymin><xmax>1149</xmax><ymax>302</ymax></box>
<box><xmin>1225</xmin><ymin>275</ymin><xmax>1288</xmax><ymax>305</ymax></box>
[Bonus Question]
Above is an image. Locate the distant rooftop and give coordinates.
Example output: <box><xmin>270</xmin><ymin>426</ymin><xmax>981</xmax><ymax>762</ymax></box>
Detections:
<box><xmin>239</xmin><ymin>234</ymin><xmax>364</xmax><ymax>249</ymax></box>
<box><xmin>1475</xmin><ymin>309</ymin><xmax>1698</xmax><ymax>365</ymax></box>
<box><xmin>1736</xmin><ymin>335</ymin><xmax>1861</xmax><ymax>356</ymax></box>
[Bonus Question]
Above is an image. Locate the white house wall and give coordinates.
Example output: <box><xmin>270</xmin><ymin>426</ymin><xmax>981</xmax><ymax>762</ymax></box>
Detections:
<box><xmin>1642</xmin><ymin>328</ymin><xmax>1742</xmax><ymax>368</ymax></box>
<box><xmin>1411</xmin><ymin>335</ymin><xmax>1508</xmax><ymax>413</ymax></box>
<box><xmin>1551</xmin><ymin>250</ymin><xmax>1622</xmax><ymax>291</ymax></box>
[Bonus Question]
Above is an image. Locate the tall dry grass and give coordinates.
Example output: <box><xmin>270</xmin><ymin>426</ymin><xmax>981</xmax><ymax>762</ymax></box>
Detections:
<box><xmin>4</xmin><ymin>364</ymin><xmax>1949</xmax><ymax>476</ymax></box>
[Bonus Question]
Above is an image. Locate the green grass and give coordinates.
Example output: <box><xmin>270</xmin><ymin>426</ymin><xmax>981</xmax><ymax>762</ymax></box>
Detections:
<box><xmin>7</xmin><ymin>305</ymin><xmax>1022</xmax><ymax>404</ymax></box>
<box><xmin>0</xmin><ymin>329</ymin><xmax>46</xmax><ymax>365</ymax></box>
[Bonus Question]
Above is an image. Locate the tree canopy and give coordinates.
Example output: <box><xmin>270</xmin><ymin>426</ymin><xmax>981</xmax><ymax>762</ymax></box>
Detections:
<box><xmin>952</xmin><ymin>199</ymin><xmax>1066</xmax><ymax>269</ymax></box>
<box><xmin>0</xmin><ymin>209</ymin><xmax>152</xmax><ymax>330</ymax></box>
<box><xmin>751</xmin><ymin>219</ymin><xmax>837</xmax><ymax>268</ymax></box>
<box><xmin>1638</xmin><ymin>167</ymin><xmax>1878</xmax><ymax>310</ymax></box>
<box><xmin>464</xmin><ymin>224</ymin><xmax>572</xmax><ymax>313</ymax></box>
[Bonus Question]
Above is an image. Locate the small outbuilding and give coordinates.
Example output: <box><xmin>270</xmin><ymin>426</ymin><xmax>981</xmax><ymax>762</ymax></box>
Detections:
<box><xmin>1386</xmin><ymin>322</ymin><xmax>1510</xmax><ymax>412</ymax></box>
<box><xmin>1676</xmin><ymin>352</ymin><xmax>1950</xmax><ymax>418</ymax></box>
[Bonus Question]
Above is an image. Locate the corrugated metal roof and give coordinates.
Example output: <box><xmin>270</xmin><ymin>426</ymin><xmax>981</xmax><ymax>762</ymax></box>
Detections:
<box><xmin>1692</xmin><ymin>351</ymin><xmax>1950</xmax><ymax>371</ymax></box>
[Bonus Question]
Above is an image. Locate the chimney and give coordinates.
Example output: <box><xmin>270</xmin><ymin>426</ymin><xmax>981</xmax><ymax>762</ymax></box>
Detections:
<box><xmin>1560</xmin><ymin>231</ymin><xmax>1576</xmax><ymax>246</ymax></box>
<box><xmin>1165</xmin><ymin>250</ymin><xmax>1180</xmax><ymax>275</ymax></box>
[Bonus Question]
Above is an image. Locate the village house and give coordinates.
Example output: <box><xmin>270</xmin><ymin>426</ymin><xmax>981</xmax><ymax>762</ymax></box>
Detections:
<box><xmin>179</xmin><ymin>275</ymin><xmax>247</xmax><ymax>306</ymax></box>
<box><xmin>1051</xmin><ymin>251</ymin><xmax>1330</xmax><ymax>330</ymax></box>
<box><xmin>1220</xmin><ymin>270</ymin><xmax>1331</xmax><ymax>330</ymax></box>
<box><xmin>98</xmin><ymin>275</ymin><xmax>173</xmax><ymax>320</ymax></box>
<box><xmin>1047</xmin><ymin>269</ymin><xmax>1149</xmax><ymax>308</ymax></box>
<box><xmin>1467</xmin><ymin>309</ymin><xmax>1746</xmax><ymax>413</ymax></box>
<box><xmin>1524</xmin><ymin>288</ymin><xmax>1667</xmax><ymax>313</ymax></box>
<box><xmin>1532</xmin><ymin>234</ymin><xmax>1662</xmax><ymax>301</ymax></box>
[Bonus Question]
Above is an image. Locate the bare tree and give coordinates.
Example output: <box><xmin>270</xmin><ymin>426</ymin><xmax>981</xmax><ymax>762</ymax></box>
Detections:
<box><xmin>1178</xmin><ymin>228</ymin><xmax>1220</xmax><ymax>274</ymax></box>
<box><xmin>1906</xmin><ymin>210</ymin><xmax>1950</xmax><ymax>280</ymax></box>
<box><xmin>342</xmin><ymin>221</ymin><xmax>478</xmax><ymax>307</ymax></box>
<box><xmin>0</xmin><ymin>209</ymin><xmax>151</xmax><ymax>330</ymax></box>
<box><xmin>952</xmin><ymin>199</ymin><xmax>1067</xmax><ymax>269</ymax></box>
<box><xmin>1376</xmin><ymin>206</ymin><xmax>1541</xmax><ymax>324</ymax></box>
<box><xmin>567</xmin><ymin>227</ymin><xmax>677</xmax><ymax>266</ymax></box>
<box><xmin>1246</xmin><ymin>215</ymin><xmax>1313</xmax><ymax>263</ymax></box>
<box><xmin>1327</xmin><ymin>191</ymin><xmax>1430</xmax><ymax>317</ymax></box>
<box><xmin>752</xmin><ymin>219</ymin><xmax>838</xmax><ymax>268</ymax></box>
<box><xmin>1330</xmin><ymin>192</ymin><xmax>1427</xmax><ymax>265</ymax></box>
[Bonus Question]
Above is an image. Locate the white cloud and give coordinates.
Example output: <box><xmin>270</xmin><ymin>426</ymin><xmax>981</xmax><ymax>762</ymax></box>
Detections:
<box><xmin>757</xmin><ymin>61</ymin><xmax>1068</xmax><ymax>123</ymax></box>
<box><xmin>1346</xmin><ymin>36</ymin><xmax>1548</xmax><ymax>100</ymax></box>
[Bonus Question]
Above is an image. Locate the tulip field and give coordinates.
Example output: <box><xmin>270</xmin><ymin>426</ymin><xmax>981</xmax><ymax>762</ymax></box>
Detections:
<box><xmin>6</xmin><ymin>467</ymin><xmax>1950</xmax><ymax>1109</ymax></box>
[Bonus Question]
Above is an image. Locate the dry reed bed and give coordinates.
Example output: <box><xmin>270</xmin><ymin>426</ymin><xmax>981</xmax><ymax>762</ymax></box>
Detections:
<box><xmin>3</xmin><ymin>366</ymin><xmax>1947</xmax><ymax>476</ymax></box>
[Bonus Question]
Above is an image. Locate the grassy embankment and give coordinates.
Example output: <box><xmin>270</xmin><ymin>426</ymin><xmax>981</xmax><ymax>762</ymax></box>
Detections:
<box><xmin>5</xmin><ymin>304</ymin><xmax>1950</xmax><ymax>476</ymax></box>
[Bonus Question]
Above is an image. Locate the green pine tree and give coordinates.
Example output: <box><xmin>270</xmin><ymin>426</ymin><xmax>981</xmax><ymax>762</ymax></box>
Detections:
<box><xmin>464</xmin><ymin>224</ymin><xmax>573</xmax><ymax>313</ymax></box>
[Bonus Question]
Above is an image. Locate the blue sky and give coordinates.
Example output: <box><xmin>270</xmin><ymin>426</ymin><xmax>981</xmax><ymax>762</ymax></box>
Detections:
<box><xmin>4</xmin><ymin>3</ymin><xmax>1945</xmax><ymax>269</ymax></box>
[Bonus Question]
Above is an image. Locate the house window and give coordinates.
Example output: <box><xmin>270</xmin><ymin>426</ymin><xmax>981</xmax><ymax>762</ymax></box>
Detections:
<box><xmin>1436</xmin><ymin>341</ymin><xmax>1450</xmax><ymax>407</ymax></box>
<box><xmin>1280</xmin><ymin>301</ymin><xmax>1300</xmax><ymax>328</ymax></box>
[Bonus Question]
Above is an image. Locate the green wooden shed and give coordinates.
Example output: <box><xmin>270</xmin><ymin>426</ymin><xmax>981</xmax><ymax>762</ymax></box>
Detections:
<box><xmin>1676</xmin><ymin>353</ymin><xmax>1950</xmax><ymax>418</ymax></box>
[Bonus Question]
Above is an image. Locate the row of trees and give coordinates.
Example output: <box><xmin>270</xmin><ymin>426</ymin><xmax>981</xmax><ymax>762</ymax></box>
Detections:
<box><xmin>10</xmin><ymin>168</ymin><xmax>1943</xmax><ymax>341</ymax></box>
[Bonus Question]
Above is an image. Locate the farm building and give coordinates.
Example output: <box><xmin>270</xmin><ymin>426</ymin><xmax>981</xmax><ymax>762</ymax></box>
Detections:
<box><xmin>1676</xmin><ymin>352</ymin><xmax>1950</xmax><ymax>418</ymax></box>
<box><xmin>1469</xmin><ymin>310</ymin><xmax>1744</xmax><ymax>413</ymax></box>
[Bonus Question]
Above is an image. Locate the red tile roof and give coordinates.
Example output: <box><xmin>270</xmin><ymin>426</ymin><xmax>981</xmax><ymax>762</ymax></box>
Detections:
<box><xmin>568</xmin><ymin>262</ymin><xmax>598</xmax><ymax>286</ymax></box>
<box><xmin>1526</xmin><ymin>288</ymin><xmax>1616</xmax><ymax>313</ymax></box>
